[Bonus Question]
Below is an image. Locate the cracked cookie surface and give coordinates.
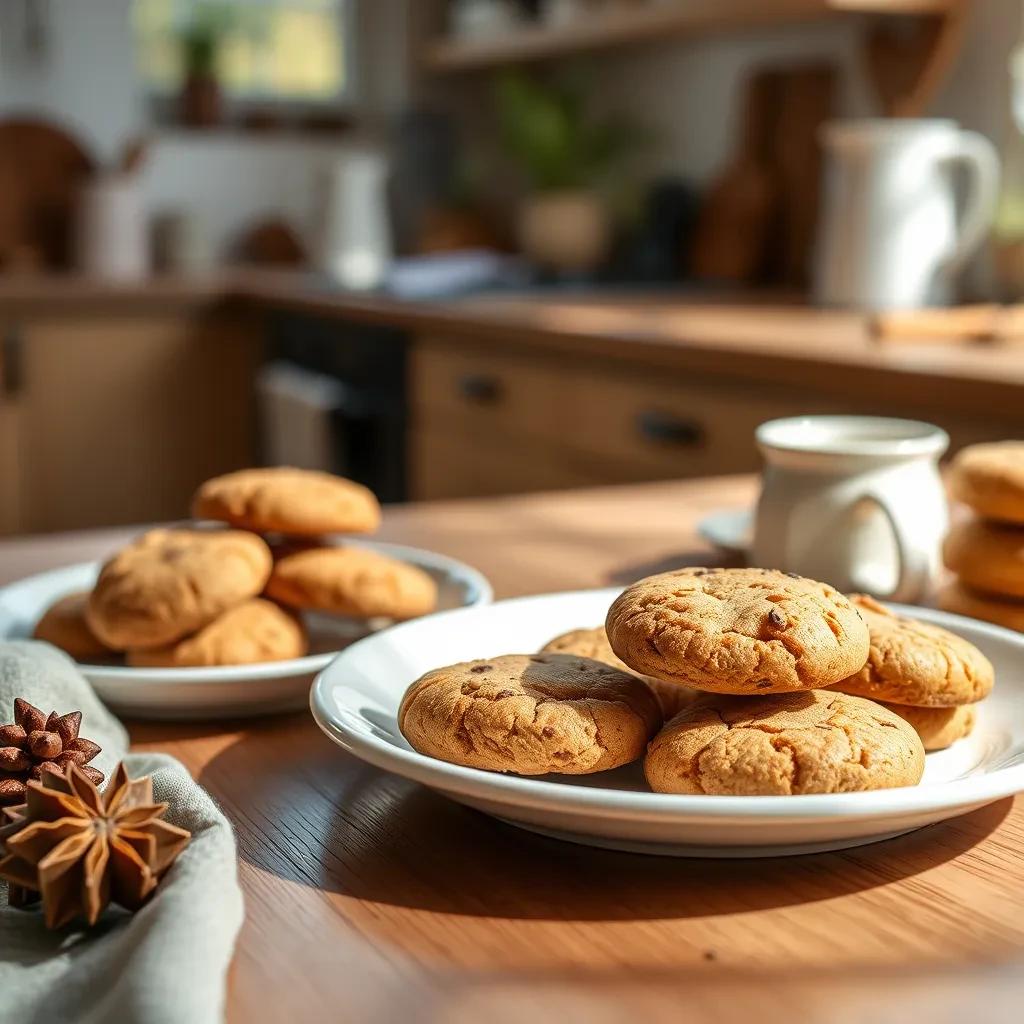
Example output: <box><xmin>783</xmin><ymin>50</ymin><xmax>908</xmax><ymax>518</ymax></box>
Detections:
<box><xmin>605</xmin><ymin>568</ymin><xmax>869</xmax><ymax>694</ymax></box>
<box><xmin>86</xmin><ymin>528</ymin><xmax>272</xmax><ymax>650</ymax></box>
<box><xmin>541</xmin><ymin>626</ymin><xmax>696</xmax><ymax>719</ymax></box>
<box><xmin>880</xmin><ymin>702</ymin><xmax>975</xmax><ymax>752</ymax></box>
<box><xmin>398</xmin><ymin>653</ymin><xmax>662</xmax><ymax>775</ymax></box>
<box><xmin>645</xmin><ymin>690</ymin><xmax>925</xmax><ymax>795</ymax></box>
<box><xmin>830</xmin><ymin>595</ymin><xmax>993</xmax><ymax>707</ymax></box>
<box><xmin>192</xmin><ymin>466</ymin><xmax>381</xmax><ymax>536</ymax></box>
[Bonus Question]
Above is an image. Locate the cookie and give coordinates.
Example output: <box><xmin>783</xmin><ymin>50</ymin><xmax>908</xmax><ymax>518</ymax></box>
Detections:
<box><xmin>264</xmin><ymin>546</ymin><xmax>437</xmax><ymax>621</ymax></box>
<box><xmin>541</xmin><ymin>626</ymin><xmax>696</xmax><ymax>719</ymax></box>
<box><xmin>192</xmin><ymin>467</ymin><xmax>380</xmax><ymax>536</ymax></box>
<box><xmin>645</xmin><ymin>690</ymin><xmax>925</xmax><ymax>795</ymax></box>
<box><xmin>127</xmin><ymin>598</ymin><xmax>306</xmax><ymax>667</ymax></box>
<box><xmin>398</xmin><ymin>653</ymin><xmax>662</xmax><ymax>776</ymax></box>
<box><xmin>86</xmin><ymin>529</ymin><xmax>272</xmax><ymax>650</ymax></box>
<box><xmin>880</xmin><ymin>702</ymin><xmax>976</xmax><ymax>752</ymax></box>
<box><xmin>943</xmin><ymin>517</ymin><xmax>1024</xmax><ymax>599</ymax></box>
<box><xmin>948</xmin><ymin>441</ymin><xmax>1024</xmax><ymax>523</ymax></box>
<box><xmin>605</xmin><ymin>568</ymin><xmax>869</xmax><ymax>695</ymax></box>
<box><xmin>32</xmin><ymin>592</ymin><xmax>111</xmax><ymax>660</ymax></box>
<box><xmin>831</xmin><ymin>594</ymin><xmax>992</xmax><ymax>707</ymax></box>
<box><xmin>937</xmin><ymin>579</ymin><xmax>1024</xmax><ymax>633</ymax></box>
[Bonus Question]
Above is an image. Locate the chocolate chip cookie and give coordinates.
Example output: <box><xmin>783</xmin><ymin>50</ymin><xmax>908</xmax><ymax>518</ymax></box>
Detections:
<box><xmin>399</xmin><ymin>653</ymin><xmax>662</xmax><ymax>775</ymax></box>
<box><xmin>606</xmin><ymin>568</ymin><xmax>869</xmax><ymax>694</ymax></box>
<box><xmin>830</xmin><ymin>594</ymin><xmax>993</xmax><ymax>707</ymax></box>
<box><xmin>645</xmin><ymin>690</ymin><xmax>925</xmax><ymax>795</ymax></box>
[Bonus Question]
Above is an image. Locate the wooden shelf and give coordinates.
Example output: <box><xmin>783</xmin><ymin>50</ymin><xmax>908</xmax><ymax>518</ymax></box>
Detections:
<box><xmin>422</xmin><ymin>0</ymin><xmax>956</xmax><ymax>73</ymax></box>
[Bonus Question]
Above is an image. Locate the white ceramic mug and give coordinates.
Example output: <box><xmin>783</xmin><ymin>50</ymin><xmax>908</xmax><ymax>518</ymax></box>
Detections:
<box><xmin>814</xmin><ymin>119</ymin><xmax>999</xmax><ymax>310</ymax></box>
<box><xmin>752</xmin><ymin>416</ymin><xmax>949</xmax><ymax>601</ymax></box>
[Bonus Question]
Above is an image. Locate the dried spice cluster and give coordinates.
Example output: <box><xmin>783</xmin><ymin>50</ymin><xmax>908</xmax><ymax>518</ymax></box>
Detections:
<box><xmin>0</xmin><ymin>762</ymin><xmax>191</xmax><ymax>928</ymax></box>
<box><xmin>0</xmin><ymin>699</ymin><xmax>104</xmax><ymax>805</ymax></box>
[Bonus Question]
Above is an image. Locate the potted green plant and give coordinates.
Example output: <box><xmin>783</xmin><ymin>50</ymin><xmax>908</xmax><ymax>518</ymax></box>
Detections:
<box><xmin>494</xmin><ymin>69</ymin><xmax>638</xmax><ymax>272</ymax></box>
<box><xmin>178</xmin><ymin>3</ymin><xmax>235</xmax><ymax>127</ymax></box>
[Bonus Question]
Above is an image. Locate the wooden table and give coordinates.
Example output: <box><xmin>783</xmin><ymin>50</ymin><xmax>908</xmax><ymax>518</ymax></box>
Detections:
<box><xmin>1</xmin><ymin>477</ymin><xmax>1022</xmax><ymax>1024</ymax></box>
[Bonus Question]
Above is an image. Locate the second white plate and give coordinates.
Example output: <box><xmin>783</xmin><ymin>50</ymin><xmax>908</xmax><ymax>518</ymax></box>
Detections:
<box><xmin>311</xmin><ymin>588</ymin><xmax>1024</xmax><ymax>857</ymax></box>
<box><xmin>0</xmin><ymin>540</ymin><xmax>492</xmax><ymax>719</ymax></box>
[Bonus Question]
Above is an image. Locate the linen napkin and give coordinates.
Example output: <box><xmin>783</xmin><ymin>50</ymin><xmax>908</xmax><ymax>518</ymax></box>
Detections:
<box><xmin>0</xmin><ymin>642</ymin><xmax>244</xmax><ymax>1024</ymax></box>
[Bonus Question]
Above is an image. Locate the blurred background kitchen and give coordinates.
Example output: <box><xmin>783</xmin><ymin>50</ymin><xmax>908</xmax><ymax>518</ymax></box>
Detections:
<box><xmin>1</xmin><ymin>0</ymin><xmax>1022</xmax><ymax>535</ymax></box>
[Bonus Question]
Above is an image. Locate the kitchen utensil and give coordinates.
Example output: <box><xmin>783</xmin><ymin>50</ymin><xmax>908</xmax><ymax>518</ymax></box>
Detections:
<box><xmin>0</xmin><ymin>542</ymin><xmax>492</xmax><ymax>720</ymax></box>
<box><xmin>311</xmin><ymin>587</ymin><xmax>1024</xmax><ymax>857</ymax></box>
<box><xmin>753</xmin><ymin>416</ymin><xmax>949</xmax><ymax>603</ymax></box>
<box><xmin>814</xmin><ymin>119</ymin><xmax>999</xmax><ymax>310</ymax></box>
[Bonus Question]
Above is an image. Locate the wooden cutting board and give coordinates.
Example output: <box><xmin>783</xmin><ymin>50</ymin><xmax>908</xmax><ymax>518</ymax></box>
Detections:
<box><xmin>0</xmin><ymin>119</ymin><xmax>95</xmax><ymax>270</ymax></box>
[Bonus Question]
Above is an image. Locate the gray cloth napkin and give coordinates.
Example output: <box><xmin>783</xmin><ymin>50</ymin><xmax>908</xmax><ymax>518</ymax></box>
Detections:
<box><xmin>0</xmin><ymin>642</ymin><xmax>244</xmax><ymax>1024</ymax></box>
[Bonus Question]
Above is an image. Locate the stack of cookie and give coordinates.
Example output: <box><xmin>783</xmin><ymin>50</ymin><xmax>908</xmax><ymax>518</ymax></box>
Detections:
<box><xmin>940</xmin><ymin>442</ymin><xmax>1024</xmax><ymax>634</ymax></box>
<box><xmin>33</xmin><ymin>467</ymin><xmax>438</xmax><ymax>667</ymax></box>
<box><xmin>399</xmin><ymin>567</ymin><xmax>993</xmax><ymax>797</ymax></box>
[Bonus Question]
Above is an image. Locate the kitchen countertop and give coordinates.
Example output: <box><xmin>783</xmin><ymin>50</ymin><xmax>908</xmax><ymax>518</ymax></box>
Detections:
<box><xmin>2</xmin><ymin>272</ymin><xmax>1023</xmax><ymax>416</ymax></box>
<box><xmin>0</xmin><ymin>476</ymin><xmax>1022</xmax><ymax>1023</ymax></box>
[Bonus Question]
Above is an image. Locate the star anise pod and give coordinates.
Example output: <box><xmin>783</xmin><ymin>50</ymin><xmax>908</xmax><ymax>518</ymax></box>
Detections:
<box><xmin>0</xmin><ymin>762</ymin><xmax>191</xmax><ymax>928</ymax></box>
<box><xmin>0</xmin><ymin>698</ymin><xmax>103</xmax><ymax>805</ymax></box>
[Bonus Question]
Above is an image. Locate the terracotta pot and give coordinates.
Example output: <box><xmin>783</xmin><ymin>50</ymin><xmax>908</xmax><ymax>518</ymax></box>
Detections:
<box><xmin>180</xmin><ymin>72</ymin><xmax>222</xmax><ymax>128</ymax></box>
<box><xmin>517</xmin><ymin>190</ymin><xmax>610</xmax><ymax>272</ymax></box>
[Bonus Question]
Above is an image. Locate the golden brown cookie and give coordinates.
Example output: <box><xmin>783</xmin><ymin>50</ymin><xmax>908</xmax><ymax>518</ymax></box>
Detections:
<box><xmin>541</xmin><ymin>626</ymin><xmax>696</xmax><ymax>719</ymax></box>
<box><xmin>943</xmin><ymin>517</ymin><xmax>1024</xmax><ymax>599</ymax></box>
<box><xmin>265</xmin><ymin>546</ymin><xmax>437</xmax><ymax>621</ymax></box>
<box><xmin>32</xmin><ymin>592</ymin><xmax>111</xmax><ymax>660</ymax></box>
<box><xmin>192</xmin><ymin>467</ymin><xmax>381</xmax><ymax>536</ymax></box>
<box><xmin>879</xmin><ymin>702</ymin><xmax>976</xmax><ymax>752</ymax></box>
<box><xmin>605</xmin><ymin>568</ymin><xmax>870</xmax><ymax>695</ymax></box>
<box><xmin>127</xmin><ymin>599</ymin><xmax>307</xmax><ymax>667</ymax></box>
<box><xmin>948</xmin><ymin>441</ymin><xmax>1024</xmax><ymax>524</ymax></box>
<box><xmin>831</xmin><ymin>594</ymin><xmax>993</xmax><ymax>707</ymax></box>
<box><xmin>86</xmin><ymin>529</ymin><xmax>273</xmax><ymax>650</ymax></box>
<box><xmin>645</xmin><ymin>690</ymin><xmax>925</xmax><ymax>795</ymax></box>
<box><xmin>398</xmin><ymin>653</ymin><xmax>662</xmax><ymax>776</ymax></box>
<box><xmin>937</xmin><ymin>579</ymin><xmax>1024</xmax><ymax>633</ymax></box>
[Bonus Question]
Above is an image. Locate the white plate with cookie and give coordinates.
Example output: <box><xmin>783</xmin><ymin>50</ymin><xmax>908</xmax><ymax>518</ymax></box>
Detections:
<box><xmin>0</xmin><ymin>541</ymin><xmax>492</xmax><ymax>720</ymax></box>
<box><xmin>310</xmin><ymin>587</ymin><xmax>1024</xmax><ymax>857</ymax></box>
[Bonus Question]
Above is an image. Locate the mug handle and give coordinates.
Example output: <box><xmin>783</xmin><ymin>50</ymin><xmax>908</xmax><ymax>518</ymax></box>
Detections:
<box><xmin>850</xmin><ymin>494</ymin><xmax>931</xmax><ymax>603</ymax></box>
<box><xmin>939</xmin><ymin>130</ymin><xmax>1000</xmax><ymax>277</ymax></box>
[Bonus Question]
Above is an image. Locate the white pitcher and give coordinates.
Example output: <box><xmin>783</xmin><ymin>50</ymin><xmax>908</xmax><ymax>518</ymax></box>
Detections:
<box><xmin>814</xmin><ymin>119</ymin><xmax>999</xmax><ymax>310</ymax></box>
<box><xmin>752</xmin><ymin>416</ymin><xmax>949</xmax><ymax>603</ymax></box>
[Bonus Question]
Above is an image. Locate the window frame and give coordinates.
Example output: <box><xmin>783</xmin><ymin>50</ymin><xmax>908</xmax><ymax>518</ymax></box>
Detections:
<box><xmin>137</xmin><ymin>0</ymin><xmax>357</xmax><ymax>115</ymax></box>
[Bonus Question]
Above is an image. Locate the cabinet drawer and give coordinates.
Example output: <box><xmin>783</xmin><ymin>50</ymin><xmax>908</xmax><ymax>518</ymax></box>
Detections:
<box><xmin>411</xmin><ymin>341</ymin><xmax>564</xmax><ymax>442</ymax></box>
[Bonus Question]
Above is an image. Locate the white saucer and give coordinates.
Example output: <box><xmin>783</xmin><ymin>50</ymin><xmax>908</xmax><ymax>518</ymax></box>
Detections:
<box><xmin>697</xmin><ymin>507</ymin><xmax>752</xmax><ymax>557</ymax></box>
<box><xmin>310</xmin><ymin>587</ymin><xmax>1024</xmax><ymax>857</ymax></box>
<box><xmin>0</xmin><ymin>541</ymin><xmax>492</xmax><ymax>720</ymax></box>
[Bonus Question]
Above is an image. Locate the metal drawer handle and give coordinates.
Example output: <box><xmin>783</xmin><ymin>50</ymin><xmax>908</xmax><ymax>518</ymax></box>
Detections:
<box><xmin>636</xmin><ymin>410</ymin><xmax>704</xmax><ymax>447</ymax></box>
<box><xmin>457</xmin><ymin>374</ymin><xmax>503</xmax><ymax>405</ymax></box>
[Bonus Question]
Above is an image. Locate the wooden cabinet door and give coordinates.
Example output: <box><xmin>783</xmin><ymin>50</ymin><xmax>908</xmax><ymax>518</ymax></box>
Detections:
<box><xmin>0</xmin><ymin>320</ymin><xmax>25</xmax><ymax>534</ymax></box>
<box><xmin>11</xmin><ymin>310</ymin><xmax>260</xmax><ymax>533</ymax></box>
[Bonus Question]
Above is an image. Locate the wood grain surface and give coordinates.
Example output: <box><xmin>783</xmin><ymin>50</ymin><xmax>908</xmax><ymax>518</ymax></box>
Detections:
<box><xmin>1</xmin><ymin>477</ymin><xmax>1022</xmax><ymax>1024</ymax></box>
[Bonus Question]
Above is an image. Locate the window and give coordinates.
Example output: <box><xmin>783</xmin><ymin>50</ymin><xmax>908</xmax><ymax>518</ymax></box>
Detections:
<box><xmin>133</xmin><ymin>0</ymin><xmax>351</xmax><ymax>106</ymax></box>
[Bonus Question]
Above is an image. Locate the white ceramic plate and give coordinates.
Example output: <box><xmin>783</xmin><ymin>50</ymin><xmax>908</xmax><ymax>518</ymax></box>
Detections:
<box><xmin>0</xmin><ymin>541</ymin><xmax>492</xmax><ymax>720</ymax></box>
<box><xmin>311</xmin><ymin>588</ymin><xmax>1024</xmax><ymax>857</ymax></box>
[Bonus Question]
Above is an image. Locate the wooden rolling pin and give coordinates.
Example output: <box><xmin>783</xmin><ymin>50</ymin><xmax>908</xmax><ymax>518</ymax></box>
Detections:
<box><xmin>870</xmin><ymin>305</ymin><xmax>1024</xmax><ymax>345</ymax></box>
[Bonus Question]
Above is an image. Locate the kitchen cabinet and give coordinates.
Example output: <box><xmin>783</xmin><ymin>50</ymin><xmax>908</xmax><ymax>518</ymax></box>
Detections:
<box><xmin>0</xmin><ymin>307</ymin><xmax>260</xmax><ymax>534</ymax></box>
<box><xmin>409</xmin><ymin>336</ymin><xmax>1022</xmax><ymax>500</ymax></box>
